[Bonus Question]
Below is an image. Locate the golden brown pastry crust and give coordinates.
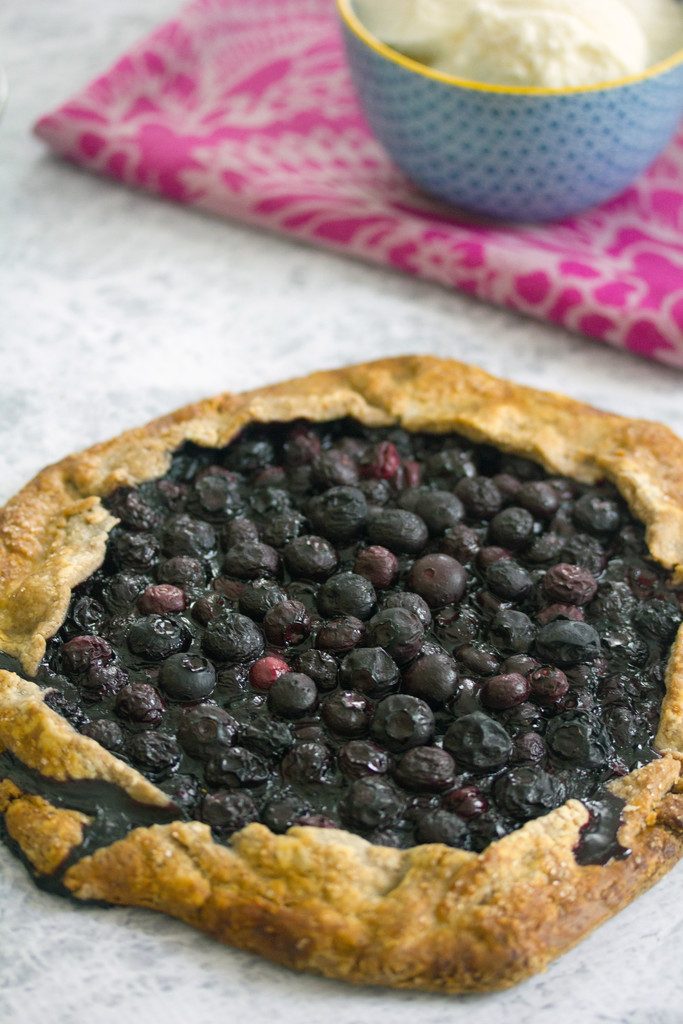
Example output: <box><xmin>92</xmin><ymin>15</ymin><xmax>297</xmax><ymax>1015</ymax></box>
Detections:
<box><xmin>1</xmin><ymin>355</ymin><xmax>683</xmax><ymax>993</ymax></box>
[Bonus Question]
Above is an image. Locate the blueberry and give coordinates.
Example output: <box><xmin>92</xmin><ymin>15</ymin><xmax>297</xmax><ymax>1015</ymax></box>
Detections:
<box><xmin>262</xmin><ymin>795</ymin><xmax>311</xmax><ymax>834</ymax></box>
<box><xmin>415</xmin><ymin>809</ymin><xmax>468</xmax><ymax>847</ymax></box>
<box><xmin>542</xmin><ymin>563</ymin><xmax>598</xmax><ymax>606</ymax></box>
<box><xmin>192</xmin><ymin>593</ymin><xmax>228</xmax><ymax>626</ymax></box>
<box><xmin>162</xmin><ymin>514</ymin><xmax>216</xmax><ymax>559</ymax></box>
<box><xmin>526</xmin><ymin>532</ymin><xmax>565</xmax><ymax>564</ymax></box>
<box><xmin>315</xmin><ymin>615</ymin><xmax>365</xmax><ymax>654</ymax></box>
<box><xmin>536</xmin><ymin>603</ymin><xmax>585</xmax><ymax>626</ymax></box>
<box><xmin>339</xmin><ymin>647</ymin><xmax>399</xmax><ymax>698</ymax></box>
<box><xmin>341</xmin><ymin>779</ymin><xmax>405</xmax><ymax>830</ymax></box>
<box><xmin>353</xmin><ymin>546</ymin><xmax>398</xmax><ymax>589</ymax></box>
<box><xmin>65</xmin><ymin>596</ymin><xmax>106</xmax><ymax>637</ymax></box>
<box><xmin>308</xmin><ymin>486</ymin><xmax>367</xmax><ymax>541</ymax></box>
<box><xmin>161</xmin><ymin>773</ymin><xmax>200</xmax><ymax>813</ymax></box>
<box><xmin>200</xmin><ymin>791</ymin><xmax>259</xmax><ymax>835</ymax></box>
<box><xmin>283</xmin><ymin>535</ymin><xmax>338</xmax><ymax>579</ymax></box>
<box><xmin>359</xmin><ymin>478</ymin><xmax>393</xmax><ymax>506</ymax></box>
<box><xmin>402</xmin><ymin>654</ymin><xmax>459</xmax><ymax>708</ymax></box>
<box><xmin>546</xmin><ymin>711</ymin><xmax>612</xmax><ymax>767</ymax></box>
<box><xmin>126</xmin><ymin>731</ymin><xmax>181</xmax><ymax>778</ymax></box>
<box><xmin>44</xmin><ymin>691</ymin><xmax>89</xmax><ymax>729</ymax></box>
<box><xmin>371</xmin><ymin>694</ymin><xmax>434</xmax><ymax>752</ymax></box>
<box><xmin>311</xmin><ymin>450</ymin><xmax>359</xmax><ymax>488</ymax></box>
<box><xmin>367</xmin><ymin>508</ymin><xmax>428</xmax><ymax>554</ymax></box>
<box><xmin>115</xmin><ymin>682</ymin><xmax>164</xmax><ymax>726</ymax></box>
<box><xmin>292</xmin><ymin>649</ymin><xmax>338</xmax><ymax>691</ymax></box>
<box><xmin>81</xmin><ymin>719</ymin><xmax>125</xmax><ymax>752</ymax></box>
<box><xmin>317</xmin><ymin>572</ymin><xmax>376</xmax><ymax>621</ymax></box>
<box><xmin>441</xmin><ymin>524</ymin><xmax>481</xmax><ymax>563</ymax></box>
<box><xmin>488</xmin><ymin>507</ymin><xmax>534</xmax><ymax>550</ymax></box>
<box><xmin>633</xmin><ymin>599</ymin><xmax>682</xmax><ymax>643</ymax></box>
<box><xmin>443</xmin><ymin>786</ymin><xmax>488</xmax><ymax>818</ymax></box>
<box><xmin>109</xmin><ymin>530</ymin><xmax>159</xmax><ymax>573</ymax></box>
<box><xmin>382</xmin><ymin>591</ymin><xmax>432</xmax><ymax>628</ymax></box>
<box><xmin>489</xmin><ymin>609</ymin><xmax>535</xmax><ymax>653</ymax></box>
<box><xmin>223</xmin><ymin>517</ymin><xmax>260</xmax><ymax>548</ymax></box>
<box><xmin>456</xmin><ymin>643</ymin><xmax>500</xmax><ymax>677</ymax></box>
<box><xmin>393</xmin><ymin>747</ymin><xmax>455</xmax><ymax>792</ymax></box>
<box><xmin>426</xmin><ymin>448</ymin><xmax>475</xmax><ymax>484</ymax></box>
<box><xmin>281</xmin><ymin>741</ymin><xmax>333</xmax><ymax>784</ymax></box>
<box><xmin>561</xmin><ymin>534</ymin><xmax>606</xmax><ymax>576</ymax></box>
<box><xmin>407</xmin><ymin>554</ymin><xmax>467</xmax><ymax>608</ymax></box>
<box><xmin>263</xmin><ymin>600</ymin><xmax>312</xmax><ymax>646</ymax></box>
<box><xmin>494</xmin><ymin>767</ymin><xmax>566</xmax><ymax>820</ymax></box>
<box><xmin>338</xmin><ymin>740</ymin><xmax>390</xmax><ymax>779</ymax></box>
<box><xmin>190</xmin><ymin>473</ymin><xmax>243</xmax><ymax>521</ymax></box>
<box><xmin>258</xmin><ymin>510</ymin><xmax>306</xmax><ymax>548</ymax></box>
<box><xmin>238</xmin><ymin>579</ymin><xmax>287</xmax><ymax>620</ymax></box>
<box><xmin>455</xmin><ymin>477</ymin><xmax>503</xmax><ymax>519</ymax></box>
<box><xmin>500</xmin><ymin>654</ymin><xmax>539</xmax><ymax>675</ymax></box>
<box><xmin>443</xmin><ymin>712</ymin><xmax>512</xmax><ymax>771</ymax></box>
<box><xmin>590</xmin><ymin>582</ymin><xmax>637</xmax><ymax>624</ymax></box>
<box><xmin>283</xmin><ymin>425</ymin><xmax>321</xmax><ymax>466</ymax></box>
<box><xmin>486</xmin><ymin>560</ymin><xmax>533</xmax><ymax>601</ymax></box>
<box><xmin>512</xmin><ymin>732</ymin><xmax>547</xmax><ymax>764</ymax></box>
<box><xmin>528</xmin><ymin>666</ymin><xmax>569</xmax><ymax>705</ymax></box>
<box><xmin>268</xmin><ymin>672</ymin><xmax>318</xmax><ymax>718</ymax></box>
<box><xmin>249</xmin><ymin>486</ymin><xmax>292</xmax><ymax>518</ymax></box>
<box><xmin>177</xmin><ymin>704</ymin><xmax>238</xmax><ymax>758</ymax></box>
<box><xmin>159</xmin><ymin>653</ymin><xmax>216</xmax><ymax>702</ymax></box>
<box><xmin>516</xmin><ymin>482</ymin><xmax>560</xmax><ymax>519</ymax></box>
<box><xmin>157</xmin><ymin>556</ymin><xmax>206</xmax><ymax>588</ymax></box>
<box><xmin>203</xmin><ymin>611</ymin><xmax>264</xmax><ymax>663</ymax></box>
<box><xmin>107</xmin><ymin>487</ymin><xmax>162</xmax><ymax>532</ymax></box>
<box><xmin>61</xmin><ymin>635</ymin><xmax>113</xmax><ymax>674</ymax></box>
<box><xmin>536</xmin><ymin>621</ymin><xmax>601</xmax><ymax>666</ymax></box>
<box><xmin>224</xmin><ymin>541</ymin><xmax>279</xmax><ymax>579</ymax></box>
<box><xmin>237</xmin><ymin>719</ymin><xmax>294</xmax><ymax>759</ymax></box>
<box><xmin>321</xmin><ymin>690</ymin><xmax>374</xmax><ymax>737</ymax></box>
<box><xmin>102</xmin><ymin>572</ymin><xmax>147</xmax><ymax>612</ymax></box>
<box><xmin>573</xmin><ymin>493</ymin><xmax>621</xmax><ymax>535</ymax></box>
<box><xmin>401</xmin><ymin>489</ymin><xmax>464</xmax><ymax>534</ymax></box>
<box><xmin>128</xmin><ymin>616</ymin><xmax>191</xmax><ymax>662</ymax></box>
<box><xmin>480</xmin><ymin>673</ymin><xmax>530</xmax><ymax>710</ymax></box>
<box><xmin>365</xmin><ymin>608</ymin><xmax>424</xmax><ymax>664</ymax></box>
<box><xmin>216</xmin><ymin>665</ymin><xmax>249</xmax><ymax>699</ymax></box>
<box><xmin>226</xmin><ymin>436</ymin><xmax>275</xmax><ymax>474</ymax></box>
<box><xmin>205</xmin><ymin>747</ymin><xmax>269</xmax><ymax>788</ymax></box>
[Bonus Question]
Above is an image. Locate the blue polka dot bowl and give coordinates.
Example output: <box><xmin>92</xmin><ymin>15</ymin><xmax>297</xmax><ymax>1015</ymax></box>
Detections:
<box><xmin>337</xmin><ymin>0</ymin><xmax>683</xmax><ymax>222</ymax></box>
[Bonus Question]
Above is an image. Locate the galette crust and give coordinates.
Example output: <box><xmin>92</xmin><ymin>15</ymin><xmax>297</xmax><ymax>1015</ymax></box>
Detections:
<box><xmin>1</xmin><ymin>355</ymin><xmax>682</xmax><ymax>993</ymax></box>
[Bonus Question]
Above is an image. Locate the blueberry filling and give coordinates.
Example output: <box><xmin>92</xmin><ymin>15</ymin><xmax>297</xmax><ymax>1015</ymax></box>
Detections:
<box><xmin>24</xmin><ymin>420</ymin><xmax>682</xmax><ymax>856</ymax></box>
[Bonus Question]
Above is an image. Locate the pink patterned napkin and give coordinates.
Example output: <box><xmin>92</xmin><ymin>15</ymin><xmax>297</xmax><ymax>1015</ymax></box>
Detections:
<box><xmin>36</xmin><ymin>0</ymin><xmax>683</xmax><ymax>367</ymax></box>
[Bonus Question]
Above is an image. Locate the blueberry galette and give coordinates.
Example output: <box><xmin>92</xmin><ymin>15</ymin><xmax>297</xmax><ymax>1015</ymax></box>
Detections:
<box><xmin>1</xmin><ymin>357</ymin><xmax>682</xmax><ymax>992</ymax></box>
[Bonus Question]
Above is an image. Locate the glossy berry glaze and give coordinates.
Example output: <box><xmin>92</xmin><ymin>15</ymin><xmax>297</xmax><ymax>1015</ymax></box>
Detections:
<box><xmin>33</xmin><ymin>421</ymin><xmax>682</xmax><ymax>854</ymax></box>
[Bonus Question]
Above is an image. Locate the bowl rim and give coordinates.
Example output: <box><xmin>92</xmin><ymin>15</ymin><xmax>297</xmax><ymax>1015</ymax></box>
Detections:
<box><xmin>337</xmin><ymin>0</ymin><xmax>683</xmax><ymax>97</ymax></box>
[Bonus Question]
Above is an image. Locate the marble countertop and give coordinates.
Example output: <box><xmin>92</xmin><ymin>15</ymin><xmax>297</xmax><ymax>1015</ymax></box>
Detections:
<box><xmin>1</xmin><ymin>3</ymin><xmax>682</xmax><ymax>1022</ymax></box>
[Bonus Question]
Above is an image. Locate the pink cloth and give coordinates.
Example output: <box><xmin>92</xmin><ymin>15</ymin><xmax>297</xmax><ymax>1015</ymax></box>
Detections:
<box><xmin>36</xmin><ymin>0</ymin><xmax>683</xmax><ymax>367</ymax></box>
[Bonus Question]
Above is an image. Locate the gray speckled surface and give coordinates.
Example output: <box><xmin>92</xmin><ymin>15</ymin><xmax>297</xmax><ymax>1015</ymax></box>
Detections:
<box><xmin>1</xmin><ymin>3</ymin><xmax>683</xmax><ymax>1022</ymax></box>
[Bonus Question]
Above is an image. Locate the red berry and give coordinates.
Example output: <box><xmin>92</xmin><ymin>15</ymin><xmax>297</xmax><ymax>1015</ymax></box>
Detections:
<box><xmin>353</xmin><ymin>545</ymin><xmax>399</xmax><ymax>588</ymax></box>
<box><xmin>138</xmin><ymin>584</ymin><xmax>186</xmax><ymax>615</ymax></box>
<box><xmin>249</xmin><ymin>656</ymin><xmax>290</xmax><ymax>691</ymax></box>
<box><xmin>360</xmin><ymin>442</ymin><xmax>402</xmax><ymax>481</ymax></box>
<box><xmin>402</xmin><ymin>460</ymin><xmax>422</xmax><ymax>488</ymax></box>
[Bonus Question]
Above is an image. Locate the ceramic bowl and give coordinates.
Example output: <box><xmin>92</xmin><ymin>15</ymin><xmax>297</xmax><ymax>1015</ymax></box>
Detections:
<box><xmin>337</xmin><ymin>0</ymin><xmax>683</xmax><ymax>221</ymax></box>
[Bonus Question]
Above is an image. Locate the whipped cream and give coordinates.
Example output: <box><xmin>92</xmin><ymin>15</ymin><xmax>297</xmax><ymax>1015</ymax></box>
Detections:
<box><xmin>353</xmin><ymin>0</ymin><xmax>683</xmax><ymax>89</ymax></box>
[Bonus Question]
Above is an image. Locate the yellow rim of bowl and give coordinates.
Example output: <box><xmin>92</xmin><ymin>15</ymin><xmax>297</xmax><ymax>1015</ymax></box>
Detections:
<box><xmin>337</xmin><ymin>0</ymin><xmax>683</xmax><ymax>96</ymax></box>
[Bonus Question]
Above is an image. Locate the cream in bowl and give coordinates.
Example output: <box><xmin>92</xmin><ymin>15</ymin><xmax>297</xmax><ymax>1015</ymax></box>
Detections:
<box><xmin>339</xmin><ymin>0</ymin><xmax>683</xmax><ymax>220</ymax></box>
<box><xmin>353</xmin><ymin>0</ymin><xmax>683</xmax><ymax>90</ymax></box>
